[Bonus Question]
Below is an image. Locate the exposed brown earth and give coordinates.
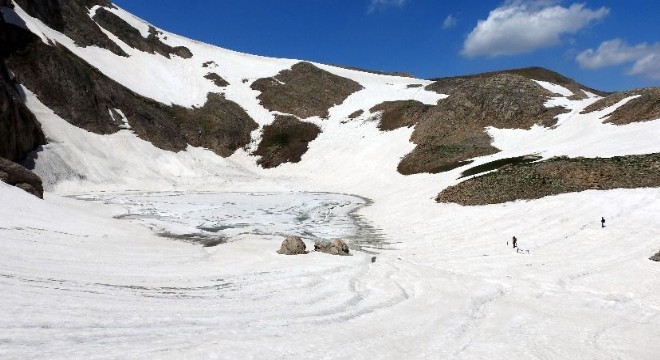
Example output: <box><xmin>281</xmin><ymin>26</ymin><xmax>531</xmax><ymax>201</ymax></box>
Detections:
<box><xmin>397</xmin><ymin>73</ymin><xmax>566</xmax><ymax>175</ymax></box>
<box><xmin>436</xmin><ymin>153</ymin><xmax>660</xmax><ymax>206</ymax></box>
<box><xmin>251</xmin><ymin>62</ymin><xmax>363</xmax><ymax>119</ymax></box>
<box><xmin>428</xmin><ymin>67</ymin><xmax>607</xmax><ymax>98</ymax></box>
<box><xmin>0</xmin><ymin>156</ymin><xmax>43</xmax><ymax>198</ymax></box>
<box><xmin>581</xmin><ymin>88</ymin><xmax>660</xmax><ymax>125</ymax></box>
<box><xmin>4</xmin><ymin>24</ymin><xmax>256</xmax><ymax>157</ymax></box>
<box><xmin>254</xmin><ymin>115</ymin><xmax>321</xmax><ymax>168</ymax></box>
<box><xmin>369</xmin><ymin>100</ymin><xmax>432</xmax><ymax>131</ymax></box>
<box><xmin>204</xmin><ymin>73</ymin><xmax>229</xmax><ymax>87</ymax></box>
<box><xmin>348</xmin><ymin>109</ymin><xmax>364</xmax><ymax>119</ymax></box>
<box><xmin>93</xmin><ymin>8</ymin><xmax>192</xmax><ymax>59</ymax></box>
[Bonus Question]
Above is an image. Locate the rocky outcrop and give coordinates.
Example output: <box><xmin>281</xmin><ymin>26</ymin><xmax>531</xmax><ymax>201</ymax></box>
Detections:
<box><xmin>428</xmin><ymin>67</ymin><xmax>607</xmax><ymax>98</ymax></box>
<box><xmin>254</xmin><ymin>115</ymin><xmax>321</xmax><ymax>168</ymax></box>
<box><xmin>12</xmin><ymin>0</ymin><xmax>128</xmax><ymax>57</ymax></box>
<box><xmin>650</xmin><ymin>250</ymin><xmax>660</xmax><ymax>262</ymax></box>
<box><xmin>277</xmin><ymin>236</ymin><xmax>308</xmax><ymax>255</ymax></box>
<box><xmin>1</xmin><ymin>6</ymin><xmax>47</xmax><ymax>161</ymax></box>
<box><xmin>398</xmin><ymin>73</ymin><xmax>566</xmax><ymax>175</ymax></box>
<box><xmin>436</xmin><ymin>153</ymin><xmax>660</xmax><ymax>206</ymax></box>
<box><xmin>369</xmin><ymin>100</ymin><xmax>432</xmax><ymax>131</ymax></box>
<box><xmin>0</xmin><ymin>61</ymin><xmax>46</xmax><ymax>161</ymax></box>
<box><xmin>204</xmin><ymin>73</ymin><xmax>229</xmax><ymax>87</ymax></box>
<box><xmin>92</xmin><ymin>8</ymin><xmax>192</xmax><ymax>59</ymax></box>
<box><xmin>314</xmin><ymin>239</ymin><xmax>350</xmax><ymax>255</ymax></box>
<box><xmin>0</xmin><ymin>157</ymin><xmax>43</xmax><ymax>198</ymax></box>
<box><xmin>251</xmin><ymin>62</ymin><xmax>363</xmax><ymax>118</ymax></box>
<box><xmin>582</xmin><ymin>88</ymin><xmax>660</xmax><ymax>124</ymax></box>
<box><xmin>3</xmin><ymin>21</ymin><xmax>256</xmax><ymax>156</ymax></box>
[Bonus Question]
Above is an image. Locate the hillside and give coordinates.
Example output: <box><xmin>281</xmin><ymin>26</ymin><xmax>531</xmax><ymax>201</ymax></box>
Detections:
<box><xmin>1</xmin><ymin>0</ymin><xmax>660</xmax><ymax>359</ymax></box>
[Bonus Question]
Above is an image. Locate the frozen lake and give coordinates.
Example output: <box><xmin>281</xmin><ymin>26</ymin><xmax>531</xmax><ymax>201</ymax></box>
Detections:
<box><xmin>72</xmin><ymin>191</ymin><xmax>386</xmax><ymax>250</ymax></box>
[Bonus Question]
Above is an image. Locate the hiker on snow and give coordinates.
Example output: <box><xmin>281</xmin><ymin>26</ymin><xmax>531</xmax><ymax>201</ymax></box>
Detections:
<box><xmin>601</xmin><ymin>217</ymin><xmax>605</xmax><ymax>228</ymax></box>
<box><xmin>512</xmin><ymin>236</ymin><xmax>517</xmax><ymax>249</ymax></box>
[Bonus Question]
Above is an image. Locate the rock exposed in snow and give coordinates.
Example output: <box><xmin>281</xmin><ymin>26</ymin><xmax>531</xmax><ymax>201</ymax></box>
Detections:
<box><xmin>314</xmin><ymin>239</ymin><xmax>350</xmax><ymax>256</ymax></box>
<box><xmin>251</xmin><ymin>62</ymin><xmax>363</xmax><ymax>119</ymax></box>
<box><xmin>254</xmin><ymin>115</ymin><xmax>321</xmax><ymax>168</ymax></box>
<box><xmin>92</xmin><ymin>8</ymin><xmax>192</xmax><ymax>59</ymax></box>
<box><xmin>650</xmin><ymin>250</ymin><xmax>660</xmax><ymax>262</ymax></box>
<box><xmin>582</xmin><ymin>88</ymin><xmax>660</xmax><ymax>125</ymax></box>
<box><xmin>398</xmin><ymin>73</ymin><xmax>567</xmax><ymax>175</ymax></box>
<box><xmin>0</xmin><ymin>157</ymin><xmax>43</xmax><ymax>198</ymax></box>
<box><xmin>277</xmin><ymin>236</ymin><xmax>308</xmax><ymax>255</ymax></box>
<box><xmin>437</xmin><ymin>153</ymin><xmax>660</xmax><ymax>205</ymax></box>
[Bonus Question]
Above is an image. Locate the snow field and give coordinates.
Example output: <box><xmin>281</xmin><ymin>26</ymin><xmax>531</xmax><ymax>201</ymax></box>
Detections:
<box><xmin>2</xmin><ymin>1</ymin><xmax>660</xmax><ymax>358</ymax></box>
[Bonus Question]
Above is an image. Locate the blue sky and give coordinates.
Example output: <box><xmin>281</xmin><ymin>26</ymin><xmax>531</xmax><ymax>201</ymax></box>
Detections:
<box><xmin>111</xmin><ymin>0</ymin><xmax>659</xmax><ymax>91</ymax></box>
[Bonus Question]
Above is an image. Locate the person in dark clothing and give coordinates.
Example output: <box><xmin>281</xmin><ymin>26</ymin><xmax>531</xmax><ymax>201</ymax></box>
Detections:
<box><xmin>512</xmin><ymin>236</ymin><xmax>517</xmax><ymax>249</ymax></box>
<box><xmin>601</xmin><ymin>217</ymin><xmax>605</xmax><ymax>228</ymax></box>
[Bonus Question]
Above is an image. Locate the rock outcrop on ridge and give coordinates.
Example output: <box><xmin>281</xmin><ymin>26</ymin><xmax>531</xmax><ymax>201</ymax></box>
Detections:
<box><xmin>389</xmin><ymin>72</ymin><xmax>567</xmax><ymax>175</ymax></box>
<box><xmin>582</xmin><ymin>87</ymin><xmax>660</xmax><ymax>125</ymax></box>
<box><xmin>251</xmin><ymin>62</ymin><xmax>363</xmax><ymax>119</ymax></box>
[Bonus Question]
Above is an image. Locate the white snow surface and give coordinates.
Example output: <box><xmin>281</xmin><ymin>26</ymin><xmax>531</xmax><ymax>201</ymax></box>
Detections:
<box><xmin>2</xmin><ymin>2</ymin><xmax>660</xmax><ymax>359</ymax></box>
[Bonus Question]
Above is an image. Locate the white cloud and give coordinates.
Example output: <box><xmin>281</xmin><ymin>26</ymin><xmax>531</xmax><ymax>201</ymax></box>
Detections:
<box><xmin>442</xmin><ymin>14</ymin><xmax>457</xmax><ymax>29</ymax></box>
<box><xmin>576</xmin><ymin>39</ymin><xmax>660</xmax><ymax>80</ymax></box>
<box><xmin>368</xmin><ymin>0</ymin><xmax>408</xmax><ymax>13</ymax></box>
<box><xmin>462</xmin><ymin>1</ymin><xmax>609</xmax><ymax>57</ymax></box>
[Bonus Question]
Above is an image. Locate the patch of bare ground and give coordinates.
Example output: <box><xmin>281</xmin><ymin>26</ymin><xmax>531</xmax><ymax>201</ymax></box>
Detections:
<box><xmin>436</xmin><ymin>153</ymin><xmax>660</xmax><ymax>206</ymax></box>
<box><xmin>581</xmin><ymin>88</ymin><xmax>660</xmax><ymax>125</ymax></box>
<box><xmin>251</xmin><ymin>62</ymin><xmax>363</xmax><ymax>119</ymax></box>
<box><xmin>428</xmin><ymin>66</ymin><xmax>607</xmax><ymax>98</ymax></box>
<box><xmin>254</xmin><ymin>115</ymin><xmax>321</xmax><ymax>168</ymax></box>
<box><xmin>204</xmin><ymin>73</ymin><xmax>229</xmax><ymax>87</ymax></box>
<box><xmin>348</xmin><ymin>109</ymin><xmax>364</xmax><ymax>119</ymax></box>
<box><xmin>397</xmin><ymin>73</ymin><xmax>566</xmax><ymax>175</ymax></box>
<box><xmin>5</xmin><ymin>28</ymin><xmax>255</xmax><ymax>157</ymax></box>
<box><xmin>369</xmin><ymin>100</ymin><xmax>432</xmax><ymax>131</ymax></box>
<box><xmin>93</xmin><ymin>8</ymin><xmax>192</xmax><ymax>59</ymax></box>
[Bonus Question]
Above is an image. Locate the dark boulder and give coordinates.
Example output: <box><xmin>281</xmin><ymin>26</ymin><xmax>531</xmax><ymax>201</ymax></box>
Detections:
<box><xmin>0</xmin><ymin>157</ymin><xmax>43</xmax><ymax>198</ymax></box>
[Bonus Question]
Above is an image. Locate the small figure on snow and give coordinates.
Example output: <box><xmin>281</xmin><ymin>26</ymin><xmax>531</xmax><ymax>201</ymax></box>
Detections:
<box><xmin>601</xmin><ymin>217</ymin><xmax>606</xmax><ymax>228</ymax></box>
<box><xmin>512</xmin><ymin>236</ymin><xmax>518</xmax><ymax>249</ymax></box>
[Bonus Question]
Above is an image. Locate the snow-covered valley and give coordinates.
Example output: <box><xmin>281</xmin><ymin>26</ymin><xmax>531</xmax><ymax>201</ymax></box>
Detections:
<box><xmin>1</xmin><ymin>1</ymin><xmax>660</xmax><ymax>359</ymax></box>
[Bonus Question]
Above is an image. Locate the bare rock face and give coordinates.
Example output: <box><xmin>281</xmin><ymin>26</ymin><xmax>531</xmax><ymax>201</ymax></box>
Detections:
<box><xmin>277</xmin><ymin>236</ymin><xmax>308</xmax><ymax>255</ymax></box>
<box><xmin>314</xmin><ymin>239</ymin><xmax>350</xmax><ymax>255</ymax></box>
<box><xmin>92</xmin><ymin>8</ymin><xmax>192</xmax><ymax>59</ymax></box>
<box><xmin>13</xmin><ymin>0</ymin><xmax>128</xmax><ymax>57</ymax></box>
<box><xmin>437</xmin><ymin>153</ymin><xmax>660</xmax><ymax>206</ymax></box>
<box><xmin>398</xmin><ymin>73</ymin><xmax>566</xmax><ymax>175</ymax></box>
<box><xmin>0</xmin><ymin>157</ymin><xmax>43</xmax><ymax>198</ymax></box>
<box><xmin>0</xmin><ymin>11</ymin><xmax>47</xmax><ymax>162</ymax></box>
<box><xmin>254</xmin><ymin>115</ymin><xmax>321</xmax><ymax>168</ymax></box>
<box><xmin>4</xmin><ymin>24</ymin><xmax>256</xmax><ymax>157</ymax></box>
<box><xmin>251</xmin><ymin>62</ymin><xmax>363</xmax><ymax>119</ymax></box>
<box><xmin>582</xmin><ymin>88</ymin><xmax>660</xmax><ymax>125</ymax></box>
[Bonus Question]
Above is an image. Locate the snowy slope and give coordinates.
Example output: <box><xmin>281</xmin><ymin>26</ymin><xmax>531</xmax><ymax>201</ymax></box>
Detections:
<box><xmin>2</xmin><ymin>1</ymin><xmax>660</xmax><ymax>359</ymax></box>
